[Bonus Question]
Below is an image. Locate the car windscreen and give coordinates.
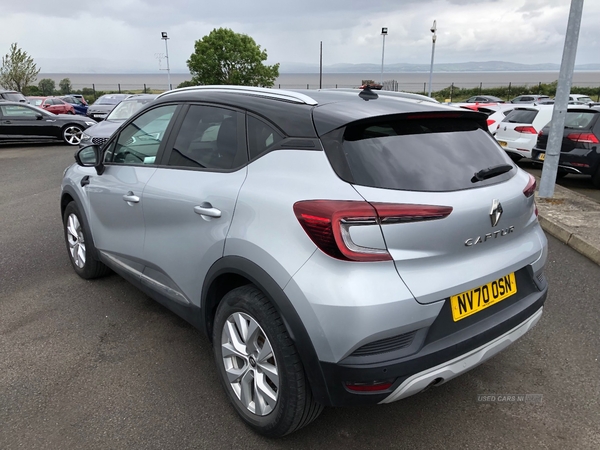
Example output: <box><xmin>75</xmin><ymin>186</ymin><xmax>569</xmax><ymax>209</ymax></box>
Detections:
<box><xmin>321</xmin><ymin>117</ymin><xmax>515</xmax><ymax>192</ymax></box>
<box><xmin>4</xmin><ymin>93</ymin><xmax>26</xmax><ymax>102</ymax></box>
<box><xmin>95</xmin><ymin>96</ymin><xmax>123</xmax><ymax>105</ymax></box>
<box><xmin>564</xmin><ymin>111</ymin><xmax>597</xmax><ymax>129</ymax></box>
<box><xmin>106</xmin><ymin>99</ymin><xmax>152</xmax><ymax>120</ymax></box>
<box><xmin>502</xmin><ymin>109</ymin><xmax>538</xmax><ymax>124</ymax></box>
<box><xmin>28</xmin><ymin>99</ymin><xmax>43</xmax><ymax>106</ymax></box>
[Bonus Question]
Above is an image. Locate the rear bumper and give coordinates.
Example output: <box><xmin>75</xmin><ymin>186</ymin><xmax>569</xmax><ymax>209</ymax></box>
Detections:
<box><xmin>380</xmin><ymin>306</ymin><xmax>543</xmax><ymax>403</ymax></box>
<box><xmin>531</xmin><ymin>148</ymin><xmax>599</xmax><ymax>176</ymax></box>
<box><xmin>316</xmin><ymin>281</ymin><xmax>547</xmax><ymax>407</ymax></box>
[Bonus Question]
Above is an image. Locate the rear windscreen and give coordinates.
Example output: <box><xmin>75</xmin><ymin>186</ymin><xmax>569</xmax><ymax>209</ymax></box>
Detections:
<box><xmin>502</xmin><ymin>109</ymin><xmax>538</xmax><ymax>124</ymax></box>
<box><xmin>565</xmin><ymin>111</ymin><xmax>597</xmax><ymax>129</ymax></box>
<box><xmin>321</xmin><ymin>118</ymin><xmax>515</xmax><ymax>192</ymax></box>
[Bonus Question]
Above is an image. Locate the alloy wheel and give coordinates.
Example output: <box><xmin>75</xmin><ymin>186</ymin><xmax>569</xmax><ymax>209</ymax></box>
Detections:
<box><xmin>66</xmin><ymin>213</ymin><xmax>86</xmax><ymax>268</ymax></box>
<box><xmin>63</xmin><ymin>126</ymin><xmax>83</xmax><ymax>145</ymax></box>
<box><xmin>221</xmin><ymin>312</ymin><xmax>279</xmax><ymax>416</ymax></box>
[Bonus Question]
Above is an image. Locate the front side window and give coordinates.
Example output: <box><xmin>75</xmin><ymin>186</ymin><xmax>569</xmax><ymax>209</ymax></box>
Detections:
<box><xmin>105</xmin><ymin>104</ymin><xmax>177</xmax><ymax>165</ymax></box>
<box><xmin>0</xmin><ymin>104</ymin><xmax>39</xmax><ymax>118</ymax></box>
<box><xmin>166</xmin><ymin>105</ymin><xmax>242</xmax><ymax>170</ymax></box>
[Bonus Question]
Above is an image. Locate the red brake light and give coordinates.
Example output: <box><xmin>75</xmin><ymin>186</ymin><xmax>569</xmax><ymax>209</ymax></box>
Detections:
<box><xmin>293</xmin><ymin>200</ymin><xmax>452</xmax><ymax>262</ymax></box>
<box><xmin>567</xmin><ymin>132</ymin><xmax>599</xmax><ymax>144</ymax></box>
<box><xmin>486</xmin><ymin>119</ymin><xmax>496</xmax><ymax>127</ymax></box>
<box><xmin>523</xmin><ymin>174</ymin><xmax>536</xmax><ymax>198</ymax></box>
<box><xmin>514</xmin><ymin>126</ymin><xmax>537</xmax><ymax>134</ymax></box>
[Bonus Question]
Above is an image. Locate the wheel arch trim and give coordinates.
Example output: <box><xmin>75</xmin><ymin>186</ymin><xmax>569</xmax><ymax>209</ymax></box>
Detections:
<box><xmin>201</xmin><ymin>255</ymin><xmax>331</xmax><ymax>405</ymax></box>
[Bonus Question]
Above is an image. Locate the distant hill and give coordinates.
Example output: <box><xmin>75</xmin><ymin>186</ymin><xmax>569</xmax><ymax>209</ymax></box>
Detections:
<box><xmin>279</xmin><ymin>60</ymin><xmax>600</xmax><ymax>73</ymax></box>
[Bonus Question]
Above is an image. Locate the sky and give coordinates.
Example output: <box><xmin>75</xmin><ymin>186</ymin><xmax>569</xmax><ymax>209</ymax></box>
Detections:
<box><xmin>1</xmin><ymin>0</ymin><xmax>598</xmax><ymax>73</ymax></box>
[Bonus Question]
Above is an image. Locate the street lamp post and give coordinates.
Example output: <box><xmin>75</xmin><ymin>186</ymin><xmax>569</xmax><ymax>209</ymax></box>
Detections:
<box><xmin>428</xmin><ymin>20</ymin><xmax>437</xmax><ymax>98</ymax></box>
<box><xmin>380</xmin><ymin>27</ymin><xmax>388</xmax><ymax>86</ymax></box>
<box><xmin>161</xmin><ymin>31</ymin><xmax>171</xmax><ymax>91</ymax></box>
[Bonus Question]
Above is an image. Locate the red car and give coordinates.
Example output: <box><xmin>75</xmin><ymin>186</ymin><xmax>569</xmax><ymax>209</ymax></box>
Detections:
<box><xmin>27</xmin><ymin>97</ymin><xmax>76</xmax><ymax>115</ymax></box>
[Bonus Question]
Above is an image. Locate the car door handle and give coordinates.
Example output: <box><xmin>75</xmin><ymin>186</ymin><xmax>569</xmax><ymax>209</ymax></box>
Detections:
<box><xmin>194</xmin><ymin>205</ymin><xmax>221</xmax><ymax>218</ymax></box>
<box><xmin>123</xmin><ymin>192</ymin><xmax>140</xmax><ymax>203</ymax></box>
<box><xmin>3</xmin><ymin>120</ymin><xmax>11</xmax><ymax>124</ymax></box>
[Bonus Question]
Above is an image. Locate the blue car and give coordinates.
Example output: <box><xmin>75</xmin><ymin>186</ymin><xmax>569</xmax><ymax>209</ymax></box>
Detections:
<box><xmin>60</xmin><ymin>95</ymin><xmax>88</xmax><ymax>116</ymax></box>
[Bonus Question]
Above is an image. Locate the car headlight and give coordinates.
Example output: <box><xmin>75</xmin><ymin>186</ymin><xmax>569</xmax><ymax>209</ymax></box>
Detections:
<box><xmin>81</xmin><ymin>133</ymin><xmax>92</xmax><ymax>142</ymax></box>
<box><xmin>84</xmin><ymin>121</ymin><xmax>96</xmax><ymax>127</ymax></box>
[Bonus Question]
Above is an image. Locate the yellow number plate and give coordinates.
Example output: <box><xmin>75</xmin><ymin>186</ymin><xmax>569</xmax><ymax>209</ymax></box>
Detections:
<box><xmin>450</xmin><ymin>273</ymin><xmax>517</xmax><ymax>321</ymax></box>
<box><xmin>497</xmin><ymin>140</ymin><xmax>507</xmax><ymax>147</ymax></box>
<box><xmin>538</xmin><ymin>153</ymin><xmax>545</xmax><ymax>161</ymax></box>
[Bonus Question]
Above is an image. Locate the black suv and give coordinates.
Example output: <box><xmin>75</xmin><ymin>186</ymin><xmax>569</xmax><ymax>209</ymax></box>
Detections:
<box><xmin>532</xmin><ymin>106</ymin><xmax>600</xmax><ymax>187</ymax></box>
<box><xmin>0</xmin><ymin>88</ymin><xmax>27</xmax><ymax>103</ymax></box>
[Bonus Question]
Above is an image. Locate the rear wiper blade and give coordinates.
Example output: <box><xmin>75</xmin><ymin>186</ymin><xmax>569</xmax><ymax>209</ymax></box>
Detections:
<box><xmin>471</xmin><ymin>164</ymin><xmax>513</xmax><ymax>183</ymax></box>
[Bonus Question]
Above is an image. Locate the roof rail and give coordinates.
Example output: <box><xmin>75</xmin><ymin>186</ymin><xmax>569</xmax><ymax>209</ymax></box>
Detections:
<box><xmin>156</xmin><ymin>85</ymin><xmax>318</xmax><ymax>106</ymax></box>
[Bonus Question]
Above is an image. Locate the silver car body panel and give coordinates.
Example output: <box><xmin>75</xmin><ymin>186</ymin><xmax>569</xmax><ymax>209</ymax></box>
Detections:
<box><xmin>352</xmin><ymin>169</ymin><xmax>546</xmax><ymax>304</ymax></box>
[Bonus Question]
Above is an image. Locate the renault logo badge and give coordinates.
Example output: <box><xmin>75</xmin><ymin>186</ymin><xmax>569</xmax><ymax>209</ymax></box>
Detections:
<box><xmin>490</xmin><ymin>199</ymin><xmax>503</xmax><ymax>227</ymax></box>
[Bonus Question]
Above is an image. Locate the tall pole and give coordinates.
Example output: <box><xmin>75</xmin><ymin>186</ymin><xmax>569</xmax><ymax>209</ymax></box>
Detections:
<box><xmin>428</xmin><ymin>20</ymin><xmax>437</xmax><ymax>98</ymax></box>
<box><xmin>539</xmin><ymin>0</ymin><xmax>584</xmax><ymax>198</ymax></box>
<box><xmin>380</xmin><ymin>27</ymin><xmax>388</xmax><ymax>86</ymax></box>
<box><xmin>319</xmin><ymin>41</ymin><xmax>323</xmax><ymax>89</ymax></box>
<box><xmin>161</xmin><ymin>32</ymin><xmax>171</xmax><ymax>91</ymax></box>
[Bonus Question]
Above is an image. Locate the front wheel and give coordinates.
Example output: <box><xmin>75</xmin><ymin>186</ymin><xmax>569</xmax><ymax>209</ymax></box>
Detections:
<box><xmin>62</xmin><ymin>124</ymin><xmax>84</xmax><ymax>145</ymax></box>
<box><xmin>213</xmin><ymin>285</ymin><xmax>323</xmax><ymax>437</ymax></box>
<box><xmin>63</xmin><ymin>202</ymin><xmax>110</xmax><ymax>279</ymax></box>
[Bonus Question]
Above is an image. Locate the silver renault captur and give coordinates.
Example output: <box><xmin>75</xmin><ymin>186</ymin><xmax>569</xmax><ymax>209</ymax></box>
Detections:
<box><xmin>60</xmin><ymin>86</ymin><xmax>548</xmax><ymax>437</ymax></box>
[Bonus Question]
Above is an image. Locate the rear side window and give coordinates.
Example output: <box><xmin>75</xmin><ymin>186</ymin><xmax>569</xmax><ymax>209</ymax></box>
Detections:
<box><xmin>503</xmin><ymin>109</ymin><xmax>538</xmax><ymax>124</ymax></box>
<box><xmin>247</xmin><ymin>116</ymin><xmax>284</xmax><ymax>160</ymax></box>
<box><xmin>565</xmin><ymin>111</ymin><xmax>597</xmax><ymax>129</ymax></box>
<box><xmin>321</xmin><ymin>117</ymin><xmax>514</xmax><ymax>192</ymax></box>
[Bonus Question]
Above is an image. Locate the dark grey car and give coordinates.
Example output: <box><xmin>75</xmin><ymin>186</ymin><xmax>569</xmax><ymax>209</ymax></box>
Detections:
<box><xmin>79</xmin><ymin>94</ymin><xmax>158</xmax><ymax>147</ymax></box>
<box><xmin>86</xmin><ymin>94</ymin><xmax>130</xmax><ymax>121</ymax></box>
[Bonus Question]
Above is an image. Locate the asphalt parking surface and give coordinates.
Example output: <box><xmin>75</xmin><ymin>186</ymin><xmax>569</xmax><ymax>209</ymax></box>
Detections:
<box><xmin>1</xmin><ymin>145</ymin><xmax>599</xmax><ymax>449</ymax></box>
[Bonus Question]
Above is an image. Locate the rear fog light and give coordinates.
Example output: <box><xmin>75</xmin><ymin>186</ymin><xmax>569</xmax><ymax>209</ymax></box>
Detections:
<box><xmin>345</xmin><ymin>379</ymin><xmax>396</xmax><ymax>392</ymax></box>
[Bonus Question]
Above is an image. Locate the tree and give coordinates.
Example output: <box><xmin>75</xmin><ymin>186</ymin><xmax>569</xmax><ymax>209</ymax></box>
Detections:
<box><xmin>38</xmin><ymin>78</ymin><xmax>56</xmax><ymax>96</ymax></box>
<box><xmin>59</xmin><ymin>78</ymin><xmax>72</xmax><ymax>95</ymax></box>
<box><xmin>0</xmin><ymin>43</ymin><xmax>40</xmax><ymax>93</ymax></box>
<box><xmin>187</xmin><ymin>28</ymin><xmax>279</xmax><ymax>87</ymax></box>
<box><xmin>177</xmin><ymin>80</ymin><xmax>196</xmax><ymax>89</ymax></box>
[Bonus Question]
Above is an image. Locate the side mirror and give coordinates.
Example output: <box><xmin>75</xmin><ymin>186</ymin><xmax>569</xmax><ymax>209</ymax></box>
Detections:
<box><xmin>35</xmin><ymin>113</ymin><xmax>43</xmax><ymax>120</ymax></box>
<box><xmin>74</xmin><ymin>144</ymin><xmax>105</xmax><ymax>175</ymax></box>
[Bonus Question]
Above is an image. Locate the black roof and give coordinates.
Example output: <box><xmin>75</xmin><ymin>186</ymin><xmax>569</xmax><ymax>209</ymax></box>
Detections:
<box><xmin>153</xmin><ymin>87</ymin><xmax>488</xmax><ymax>138</ymax></box>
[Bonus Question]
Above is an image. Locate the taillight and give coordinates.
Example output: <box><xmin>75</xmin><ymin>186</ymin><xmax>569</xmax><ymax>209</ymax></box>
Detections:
<box><xmin>345</xmin><ymin>380</ymin><xmax>395</xmax><ymax>392</ymax></box>
<box><xmin>523</xmin><ymin>174</ymin><xmax>536</xmax><ymax>198</ymax></box>
<box><xmin>567</xmin><ymin>132</ymin><xmax>599</xmax><ymax>144</ymax></box>
<box><xmin>486</xmin><ymin>119</ymin><xmax>496</xmax><ymax>127</ymax></box>
<box><xmin>515</xmin><ymin>126</ymin><xmax>537</xmax><ymax>134</ymax></box>
<box><xmin>293</xmin><ymin>200</ymin><xmax>453</xmax><ymax>262</ymax></box>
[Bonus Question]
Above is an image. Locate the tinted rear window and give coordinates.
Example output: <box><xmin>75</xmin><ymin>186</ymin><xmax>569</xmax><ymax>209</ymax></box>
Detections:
<box><xmin>322</xmin><ymin>118</ymin><xmax>515</xmax><ymax>192</ymax></box>
<box><xmin>503</xmin><ymin>109</ymin><xmax>538</xmax><ymax>124</ymax></box>
<box><xmin>565</xmin><ymin>111</ymin><xmax>597</xmax><ymax>129</ymax></box>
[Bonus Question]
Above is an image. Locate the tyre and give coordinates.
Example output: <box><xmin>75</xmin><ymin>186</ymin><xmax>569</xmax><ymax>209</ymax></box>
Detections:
<box><xmin>63</xmin><ymin>202</ymin><xmax>110</xmax><ymax>279</ymax></box>
<box><xmin>213</xmin><ymin>285</ymin><xmax>323</xmax><ymax>437</ymax></box>
<box><xmin>592</xmin><ymin>167</ymin><xmax>600</xmax><ymax>189</ymax></box>
<box><xmin>62</xmin><ymin>124</ymin><xmax>84</xmax><ymax>145</ymax></box>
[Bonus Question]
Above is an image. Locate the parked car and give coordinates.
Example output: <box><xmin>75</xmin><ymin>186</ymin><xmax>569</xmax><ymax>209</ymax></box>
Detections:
<box><xmin>0</xmin><ymin>88</ymin><xmax>28</xmax><ymax>103</ymax></box>
<box><xmin>79</xmin><ymin>94</ymin><xmax>158</xmax><ymax>147</ymax></box>
<box><xmin>27</xmin><ymin>96</ymin><xmax>76</xmax><ymax>115</ymax></box>
<box><xmin>0</xmin><ymin>101</ymin><xmax>96</xmax><ymax>145</ymax></box>
<box><xmin>61</xmin><ymin>86</ymin><xmax>547</xmax><ymax>436</ymax></box>
<box><xmin>494</xmin><ymin>105</ymin><xmax>554</xmax><ymax>159</ymax></box>
<box><xmin>71</xmin><ymin>94</ymin><xmax>88</xmax><ymax>106</ymax></box>
<box><xmin>61</xmin><ymin>95</ymin><xmax>88</xmax><ymax>116</ymax></box>
<box><xmin>458</xmin><ymin>104</ymin><xmax>517</xmax><ymax>134</ymax></box>
<box><xmin>86</xmin><ymin>94</ymin><xmax>130</xmax><ymax>121</ymax></box>
<box><xmin>569</xmin><ymin>94</ymin><xmax>594</xmax><ymax>104</ymax></box>
<box><xmin>532</xmin><ymin>106</ymin><xmax>600</xmax><ymax>187</ymax></box>
<box><xmin>509</xmin><ymin>95</ymin><xmax>551</xmax><ymax>104</ymax></box>
<box><xmin>465</xmin><ymin>95</ymin><xmax>505</xmax><ymax>103</ymax></box>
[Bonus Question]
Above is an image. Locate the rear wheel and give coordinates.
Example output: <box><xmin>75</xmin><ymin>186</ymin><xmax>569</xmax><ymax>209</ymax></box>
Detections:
<box><xmin>213</xmin><ymin>285</ymin><xmax>323</xmax><ymax>437</ymax></box>
<box><xmin>62</xmin><ymin>124</ymin><xmax>84</xmax><ymax>145</ymax></box>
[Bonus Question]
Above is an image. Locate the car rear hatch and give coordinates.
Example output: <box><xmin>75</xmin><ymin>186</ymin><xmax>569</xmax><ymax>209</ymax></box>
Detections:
<box><xmin>320</xmin><ymin>112</ymin><xmax>540</xmax><ymax>305</ymax></box>
<box><xmin>536</xmin><ymin>108</ymin><xmax>600</xmax><ymax>152</ymax></box>
<box><xmin>495</xmin><ymin>108</ymin><xmax>540</xmax><ymax>149</ymax></box>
